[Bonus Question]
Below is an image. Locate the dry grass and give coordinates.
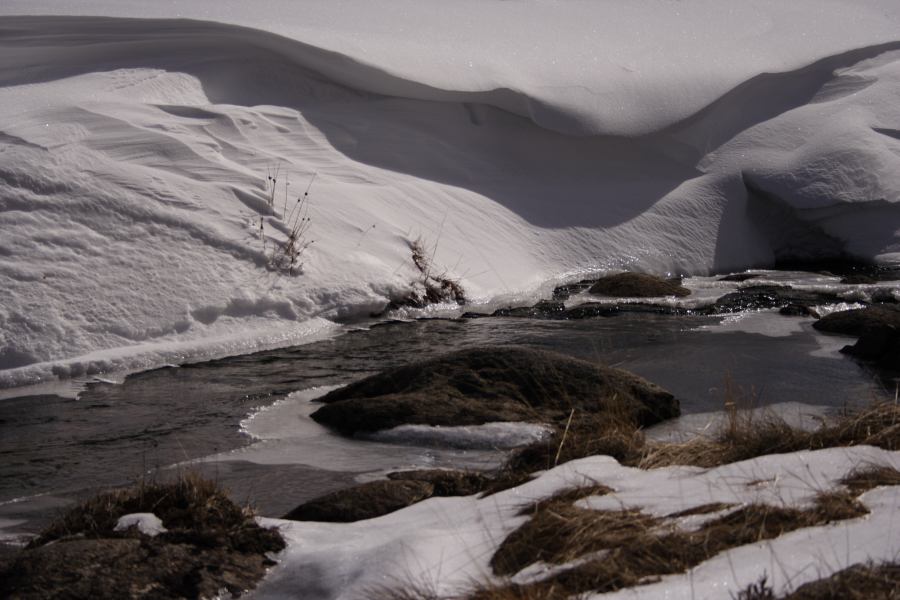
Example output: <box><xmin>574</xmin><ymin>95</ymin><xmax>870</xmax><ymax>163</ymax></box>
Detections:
<box><xmin>784</xmin><ymin>561</ymin><xmax>900</xmax><ymax>599</ymax></box>
<box><xmin>736</xmin><ymin>562</ymin><xmax>900</xmax><ymax>599</ymax></box>
<box><xmin>31</xmin><ymin>471</ymin><xmax>282</xmax><ymax>554</ymax></box>
<box><xmin>666</xmin><ymin>502</ymin><xmax>736</xmax><ymax>518</ymax></box>
<box><xmin>371</xmin><ymin>398</ymin><xmax>900</xmax><ymax>600</ymax></box>
<box><xmin>840</xmin><ymin>465</ymin><xmax>900</xmax><ymax>495</ymax></box>
<box><xmin>3</xmin><ymin>472</ymin><xmax>285</xmax><ymax>599</ymax></box>
<box><xmin>472</xmin><ymin>489</ymin><xmax>868</xmax><ymax>599</ymax></box>
<box><xmin>492</xmin><ymin>505</ymin><xmax>659</xmax><ymax>577</ymax></box>
<box><xmin>641</xmin><ymin>400</ymin><xmax>900</xmax><ymax>469</ymax></box>
<box><xmin>497</xmin><ymin>400</ymin><xmax>900</xmax><ymax>480</ymax></box>
<box><xmin>518</xmin><ymin>484</ymin><xmax>614</xmax><ymax>516</ymax></box>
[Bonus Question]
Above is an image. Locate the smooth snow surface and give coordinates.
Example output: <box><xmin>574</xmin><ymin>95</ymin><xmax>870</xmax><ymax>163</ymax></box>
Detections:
<box><xmin>2</xmin><ymin>1</ymin><xmax>900</xmax><ymax>385</ymax></box>
<box><xmin>254</xmin><ymin>446</ymin><xmax>900</xmax><ymax>600</ymax></box>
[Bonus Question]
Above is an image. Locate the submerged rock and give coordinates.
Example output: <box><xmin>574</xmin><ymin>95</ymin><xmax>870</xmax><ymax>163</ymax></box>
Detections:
<box><xmin>310</xmin><ymin>346</ymin><xmax>679</xmax><ymax>435</ymax></box>
<box><xmin>588</xmin><ymin>272</ymin><xmax>691</xmax><ymax>298</ymax></box>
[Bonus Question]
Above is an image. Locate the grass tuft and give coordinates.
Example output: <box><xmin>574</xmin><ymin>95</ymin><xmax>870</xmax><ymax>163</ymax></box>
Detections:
<box><xmin>840</xmin><ymin>465</ymin><xmax>900</xmax><ymax>495</ymax></box>
<box><xmin>478</xmin><ymin>488</ymin><xmax>869</xmax><ymax>599</ymax></box>
<box><xmin>30</xmin><ymin>471</ymin><xmax>282</xmax><ymax>554</ymax></box>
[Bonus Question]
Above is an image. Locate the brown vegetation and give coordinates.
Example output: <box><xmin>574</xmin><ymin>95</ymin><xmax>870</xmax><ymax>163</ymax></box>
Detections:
<box><xmin>737</xmin><ymin>562</ymin><xmax>900</xmax><ymax>599</ymax></box>
<box><xmin>0</xmin><ymin>473</ymin><xmax>284</xmax><ymax>599</ymax></box>
<box><xmin>311</xmin><ymin>346</ymin><xmax>679</xmax><ymax>436</ymax></box>
<box><xmin>476</xmin><ymin>490</ymin><xmax>867</xmax><ymax>600</ymax></box>
<box><xmin>496</xmin><ymin>400</ymin><xmax>900</xmax><ymax>481</ymax></box>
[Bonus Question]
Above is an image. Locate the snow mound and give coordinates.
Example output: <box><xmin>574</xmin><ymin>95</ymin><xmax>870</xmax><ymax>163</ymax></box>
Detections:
<box><xmin>2</xmin><ymin>2</ymin><xmax>900</xmax><ymax>385</ymax></box>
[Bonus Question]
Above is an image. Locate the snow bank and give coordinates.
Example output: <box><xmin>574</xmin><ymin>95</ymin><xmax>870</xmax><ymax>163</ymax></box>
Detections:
<box><xmin>253</xmin><ymin>446</ymin><xmax>900</xmax><ymax>599</ymax></box>
<box><xmin>1</xmin><ymin>1</ymin><xmax>900</xmax><ymax>385</ymax></box>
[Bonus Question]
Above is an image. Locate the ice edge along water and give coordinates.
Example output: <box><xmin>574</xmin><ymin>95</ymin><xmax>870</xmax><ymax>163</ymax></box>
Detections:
<box><xmin>1</xmin><ymin>1</ymin><xmax>900</xmax><ymax>387</ymax></box>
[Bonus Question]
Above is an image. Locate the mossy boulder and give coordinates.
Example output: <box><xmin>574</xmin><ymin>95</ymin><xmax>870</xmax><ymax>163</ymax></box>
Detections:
<box><xmin>310</xmin><ymin>346</ymin><xmax>679</xmax><ymax>435</ymax></box>
<box><xmin>588</xmin><ymin>273</ymin><xmax>691</xmax><ymax>298</ymax></box>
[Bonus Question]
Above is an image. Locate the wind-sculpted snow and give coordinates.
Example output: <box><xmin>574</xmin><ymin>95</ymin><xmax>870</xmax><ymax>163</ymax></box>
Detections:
<box><xmin>1</xmin><ymin>3</ymin><xmax>900</xmax><ymax>386</ymax></box>
<box><xmin>4</xmin><ymin>0</ymin><xmax>900</xmax><ymax>137</ymax></box>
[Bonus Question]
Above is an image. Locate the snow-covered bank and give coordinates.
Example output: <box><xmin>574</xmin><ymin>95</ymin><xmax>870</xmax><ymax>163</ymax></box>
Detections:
<box><xmin>254</xmin><ymin>446</ymin><xmax>900</xmax><ymax>599</ymax></box>
<box><xmin>2</xmin><ymin>1</ymin><xmax>900</xmax><ymax>385</ymax></box>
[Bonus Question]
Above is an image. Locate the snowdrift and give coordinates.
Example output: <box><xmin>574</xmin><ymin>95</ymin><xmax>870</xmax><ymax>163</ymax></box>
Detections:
<box><xmin>1</xmin><ymin>1</ymin><xmax>900</xmax><ymax>386</ymax></box>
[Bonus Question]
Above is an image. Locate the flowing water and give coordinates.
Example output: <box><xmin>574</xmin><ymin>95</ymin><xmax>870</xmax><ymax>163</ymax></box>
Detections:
<box><xmin>0</xmin><ymin>306</ymin><xmax>894</xmax><ymax>548</ymax></box>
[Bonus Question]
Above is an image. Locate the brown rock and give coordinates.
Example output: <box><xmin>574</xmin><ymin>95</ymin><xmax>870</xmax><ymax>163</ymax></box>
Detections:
<box><xmin>282</xmin><ymin>479</ymin><xmax>435</xmax><ymax>522</ymax></box>
<box><xmin>588</xmin><ymin>273</ymin><xmax>691</xmax><ymax>298</ymax></box>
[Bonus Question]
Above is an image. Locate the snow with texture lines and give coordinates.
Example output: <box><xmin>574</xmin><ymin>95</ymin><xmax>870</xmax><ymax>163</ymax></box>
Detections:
<box><xmin>1</xmin><ymin>0</ymin><xmax>900</xmax><ymax>387</ymax></box>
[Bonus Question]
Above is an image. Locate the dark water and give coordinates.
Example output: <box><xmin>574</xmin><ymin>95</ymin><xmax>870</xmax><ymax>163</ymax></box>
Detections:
<box><xmin>0</xmin><ymin>312</ymin><xmax>890</xmax><ymax>542</ymax></box>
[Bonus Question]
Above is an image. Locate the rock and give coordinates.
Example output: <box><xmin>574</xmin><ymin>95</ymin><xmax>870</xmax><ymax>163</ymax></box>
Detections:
<box><xmin>311</xmin><ymin>346</ymin><xmax>679</xmax><ymax>435</ymax></box>
<box><xmin>840</xmin><ymin>325</ymin><xmax>900</xmax><ymax>370</ymax></box>
<box><xmin>0</xmin><ymin>536</ymin><xmax>277</xmax><ymax>600</ymax></box>
<box><xmin>588</xmin><ymin>273</ymin><xmax>691</xmax><ymax>298</ymax></box>
<box><xmin>492</xmin><ymin>300</ymin><xmax>566</xmax><ymax>319</ymax></box>
<box><xmin>552</xmin><ymin>280</ymin><xmax>595</xmax><ymax>301</ymax></box>
<box><xmin>718</xmin><ymin>273</ymin><xmax>761</xmax><ymax>282</ymax></box>
<box><xmin>813</xmin><ymin>305</ymin><xmax>900</xmax><ymax>336</ymax></box>
<box><xmin>0</xmin><ymin>476</ymin><xmax>285</xmax><ymax>599</ymax></box>
<box><xmin>387</xmin><ymin>469</ymin><xmax>490</xmax><ymax>497</ymax></box>
<box><xmin>710</xmin><ymin>285</ymin><xmax>840</xmax><ymax>314</ymax></box>
<box><xmin>282</xmin><ymin>479</ymin><xmax>435</xmax><ymax>522</ymax></box>
<box><xmin>779</xmin><ymin>304</ymin><xmax>820</xmax><ymax>318</ymax></box>
<box><xmin>282</xmin><ymin>470</ymin><xmax>491</xmax><ymax>523</ymax></box>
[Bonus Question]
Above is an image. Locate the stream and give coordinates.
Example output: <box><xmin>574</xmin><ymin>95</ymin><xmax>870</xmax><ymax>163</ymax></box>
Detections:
<box><xmin>0</xmin><ymin>285</ymin><xmax>895</xmax><ymax>549</ymax></box>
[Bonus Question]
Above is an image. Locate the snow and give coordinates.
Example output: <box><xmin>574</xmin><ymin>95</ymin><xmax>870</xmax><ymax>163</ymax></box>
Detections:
<box><xmin>114</xmin><ymin>512</ymin><xmax>167</xmax><ymax>537</ymax></box>
<box><xmin>1</xmin><ymin>2</ymin><xmax>900</xmax><ymax>388</ymax></box>
<box><xmin>252</xmin><ymin>446</ymin><xmax>900</xmax><ymax>599</ymax></box>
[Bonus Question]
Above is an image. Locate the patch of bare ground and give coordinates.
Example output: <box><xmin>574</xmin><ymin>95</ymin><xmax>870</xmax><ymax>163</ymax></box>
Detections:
<box><xmin>0</xmin><ymin>472</ymin><xmax>284</xmax><ymax>599</ymax></box>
